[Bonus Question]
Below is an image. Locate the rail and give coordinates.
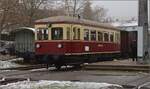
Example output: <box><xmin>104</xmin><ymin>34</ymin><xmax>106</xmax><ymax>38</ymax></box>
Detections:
<box><xmin>0</xmin><ymin>64</ymin><xmax>47</xmax><ymax>71</ymax></box>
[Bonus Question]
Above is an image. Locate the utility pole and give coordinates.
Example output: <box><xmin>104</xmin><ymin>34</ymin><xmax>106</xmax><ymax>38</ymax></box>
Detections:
<box><xmin>138</xmin><ymin>0</ymin><xmax>149</xmax><ymax>63</ymax></box>
<box><xmin>73</xmin><ymin>0</ymin><xmax>77</xmax><ymax>17</ymax></box>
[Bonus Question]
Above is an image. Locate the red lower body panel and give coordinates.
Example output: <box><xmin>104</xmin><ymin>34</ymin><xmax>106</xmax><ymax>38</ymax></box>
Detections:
<box><xmin>35</xmin><ymin>41</ymin><xmax>120</xmax><ymax>55</ymax></box>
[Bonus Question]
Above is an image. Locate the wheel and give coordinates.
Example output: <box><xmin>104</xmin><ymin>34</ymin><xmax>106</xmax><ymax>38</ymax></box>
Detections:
<box><xmin>55</xmin><ymin>65</ymin><xmax>61</xmax><ymax>70</ymax></box>
<box><xmin>73</xmin><ymin>64</ymin><xmax>82</xmax><ymax>69</ymax></box>
<box><xmin>46</xmin><ymin>64</ymin><xmax>49</xmax><ymax>69</ymax></box>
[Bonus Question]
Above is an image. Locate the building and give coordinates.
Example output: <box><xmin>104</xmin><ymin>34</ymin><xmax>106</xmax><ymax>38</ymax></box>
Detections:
<box><xmin>112</xmin><ymin>21</ymin><xmax>150</xmax><ymax>58</ymax></box>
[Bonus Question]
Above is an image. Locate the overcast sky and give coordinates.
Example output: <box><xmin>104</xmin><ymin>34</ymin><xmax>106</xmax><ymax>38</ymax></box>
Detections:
<box><xmin>92</xmin><ymin>0</ymin><xmax>138</xmax><ymax>21</ymax></box>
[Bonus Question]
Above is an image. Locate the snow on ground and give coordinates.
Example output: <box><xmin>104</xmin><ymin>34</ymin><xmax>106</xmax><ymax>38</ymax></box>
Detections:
<box><xmin>0</xmin><ymin>60</ymin><xmax>20</xmax><ymax>69</ymax></box>
<box><xmin>8</xmin><ymin>58</ymin><xmax>24</xmax><ymax>62</ymax></box>
<box><xmin>0</xmin><ymin>54</ymin><xmax>16</xmax><ymax>61</ymax></box>
<box><xmin>0</xmin><ymin>80</ymin><xmax>123</xmax><ymax>89</ymax></box>
<box><xmin>0</xmin><ymin>58</ymin><xmax>23</xmax><ymax>69</ymax></box>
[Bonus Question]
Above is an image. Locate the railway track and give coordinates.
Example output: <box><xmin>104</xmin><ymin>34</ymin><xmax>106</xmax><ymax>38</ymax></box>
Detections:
<box><xmin>0</xmin><ymin>64</ymin><xmax>82</xmax><ymax>71</ymax></box>
<box><xmin>0</xmin><ymin>64</ymin><xmax>48</xmax><ymax>71</ymax></box>
<box><xmin>0</xmin><ymin>66</ymin><xmax>150</xmax><ymax>89</ymax></box>
<box><xmin>0</xmin><ymin>77</ymin><xmax>29</xmax><ymax>85</ymax></box>
<box><xmin>0</xmin><ymin>65</ymin><xmax>82</xmax><ymax>85</ymax></box>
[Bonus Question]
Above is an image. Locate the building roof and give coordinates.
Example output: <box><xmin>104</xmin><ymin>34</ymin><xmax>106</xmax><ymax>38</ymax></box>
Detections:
<box><xmin>111</xmin><ymin>21</ymin><xmax>138</xmax><ymax>27</ymax></box>
<box><xmin>35</xmin><ymin>16</ymin><xmax>120</xmax><ymax>30</ymax></box>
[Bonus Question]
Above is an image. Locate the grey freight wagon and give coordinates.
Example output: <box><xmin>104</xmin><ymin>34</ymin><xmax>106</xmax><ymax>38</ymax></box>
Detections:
<box><xmin>13</xmin><ymin>27</ymin><xmax>35</xmax><ymax>61</ymax></box>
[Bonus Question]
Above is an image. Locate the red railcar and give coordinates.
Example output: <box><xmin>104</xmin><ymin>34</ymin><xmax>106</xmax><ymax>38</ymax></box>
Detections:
<box><xmin>35</xmin><ymin>16</ymin><xmax>121</xmax><ymax>69</ymax></box>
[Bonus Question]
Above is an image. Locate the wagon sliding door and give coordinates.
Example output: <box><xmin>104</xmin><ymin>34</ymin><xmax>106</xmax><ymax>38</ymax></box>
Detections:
<box><xmin>15</xmin><ymin>30</ymin><xmax>35</xmax><ymax>54</ymax></box>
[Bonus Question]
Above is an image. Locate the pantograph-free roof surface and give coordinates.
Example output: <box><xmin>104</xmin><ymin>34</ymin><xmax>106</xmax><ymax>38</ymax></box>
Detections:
<box><xmin>35</xmin><ymin>16</ymin><xmax>120</xmax><ymax>30</ymax></box>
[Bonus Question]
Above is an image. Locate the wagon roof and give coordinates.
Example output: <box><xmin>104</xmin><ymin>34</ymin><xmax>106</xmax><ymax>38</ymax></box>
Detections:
<box><xmin>35</xmin><ymin>16</ymin><xmax>120</xmax><ymax>30</ymax></box>
<box><xmin>12</xmin><ymin>27</ymin><xmax>36</xmax><ymax>33</ymax></box>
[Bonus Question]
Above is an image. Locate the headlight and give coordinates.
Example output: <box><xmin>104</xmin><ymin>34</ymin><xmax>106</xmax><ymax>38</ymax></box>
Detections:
<box><xmin>58</xmin><ymin>44</ymin><xmax>62</xmax><ymax>48</ymax></box>
<box><xmin>36</xmin><ymin>44</ymin><xmax>40</xmax><ymax>48</ymax></box>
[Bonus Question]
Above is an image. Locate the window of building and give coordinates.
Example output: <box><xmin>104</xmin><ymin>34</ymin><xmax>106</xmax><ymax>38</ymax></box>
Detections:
<box><xmin>98</xmin><ymin>32</ymin><xmax>103</xmax><ymax>41</ymax></box>
<box><xmin>37</xmin><ymin>28</ymin><xmax>48</xmax><ymax>40</ymax></box>
<box><xmin>104</xmin><ymin>32</ymin><xmax>109</xmax><ymax>42</ymax></box>
<box><xmin>51</xmin><ymin>27</ymin><xmax>63</xmax><ymax>40</ymax></box>
<box><xmin>110</xmin><ymin>33</ymin><xmax>114</xmax><ymax>42</ymax></box>
<box><xmin>90</xmin><ymin>30</ymin><xmax>96</xmax><ymax>41</ymax></box>
<box><xmin>84</xmin><ymin>29</ymin><xmax>89</xmax><ymax>41</ymax></box>
<box><xmin>66</xmin><ymin>27</ymin><xmax>70</xmax><ymax>40</ymax></box>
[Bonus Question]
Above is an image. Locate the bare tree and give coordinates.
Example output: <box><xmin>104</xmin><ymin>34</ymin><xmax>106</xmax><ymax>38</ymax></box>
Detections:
<box><xmin>81</xmin><ymin>1</ymin><xmax>107</xmax><ymax>22</ymax></box>
<box><xmin>63</xmin><ymin>0</ymin><xmax>87</xmax><ymax>17</ymax></box>
<box><xmin>0</xmin><ymin>0</ymin><xmax>19</xmax><ymax>41</ymax></box>
<box><xmin>18</xmin><ymin>0</ymin><xmax>49</xmax><ymax>27</ymax></box>
<box><xmin>93</xmin><ymin>6</ymin><xmax>107</xmax><ymax>22</ymax></box>
<box><xmin>81</xmin><ymin>0</ymin><xmax>93</xmax><ymax>20</ymax></box>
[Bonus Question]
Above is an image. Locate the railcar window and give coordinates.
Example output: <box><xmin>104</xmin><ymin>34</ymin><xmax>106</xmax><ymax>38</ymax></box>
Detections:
<box><xmin>77</xmin><ymin>28</ymin><xmax>80</xmax><ymax>40</ymax></box>
<box><xmin>37</xmin><ymin>28</ymin><xmax>48</xmax><ymax>40</ymax></box>
<box><xmin>104</xmin><ymin>33</ymin><xmax>109</xmax><ymax>42</ymax></box>
<box><xmin>117</xmin><ymin>33</ymin><xmax>120</xmax><ymax>43</ymax></box>
<box><xmin>73</xmin><ymin>27</ymin><xmax>76</xmax><ymax>40</ymax></box>
<box><xmin>84</xmin><ymin>29</ymin><xmax>89</xmax><ymax>41</ymax></box>
<box><xmin>110</xmin><ymin>33</ymin><xmax>114</xmax><ymax>42</ymax></box>
<box><xmin>66</xmin><ymin>27</ymin><xmax>70</xmax><ymax>40</ymax></box>
<box><xmin>98</xmin><ymin>32</ymin><xmax>103</xmax><ymax>41</ymax></box>
<box><xmin>51</xmin><ymin>27</ymin><xmax>63</xmax><ymax>40</ymax></box>
<box><xmin>115</xmin><ymin>33</ymin><xmax>120</xmax><ymax>43</ymax></box>
<box><xmin>115</xmin><ymin>33</ymin><xmax>117</xmax><ymax>42</ymax></box>
<box><xmin>90</xmin><ymin>30</ymin><xmax>96</xmax><ymax>41</ymax></box>
<box><xmin>73</xmin><ymin>27</ymin><xmax>80</xmax><ymax>40</ymax></box>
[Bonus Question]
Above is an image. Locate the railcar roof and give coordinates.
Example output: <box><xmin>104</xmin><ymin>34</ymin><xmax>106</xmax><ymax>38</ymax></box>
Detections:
<box><xmin>35</xmin><ymin>16</ymin><xmax>120</xmax><ymax>31</ymax></box>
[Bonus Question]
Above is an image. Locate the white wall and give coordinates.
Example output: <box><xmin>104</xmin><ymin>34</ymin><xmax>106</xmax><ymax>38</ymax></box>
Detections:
<box><xmin>137</xmin><ymin>27</ymin><xmax>143</xmax><ymax>57</ymax></box>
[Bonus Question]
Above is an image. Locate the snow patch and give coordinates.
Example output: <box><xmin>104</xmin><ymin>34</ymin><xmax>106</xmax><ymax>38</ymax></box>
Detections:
<box><xmin>0</xmin><ymin>80</ymin><xmax>123</xmax><ymax>89</ymax></box>
<box><xmin>0</xmin><ymin>60</ymin><xmax>22</xmax><ymax>69</ymax></box>
<box><xmin>8</xmin><ymin>58</ymin><xmax>24</xmax><ymax>62</ymax></box>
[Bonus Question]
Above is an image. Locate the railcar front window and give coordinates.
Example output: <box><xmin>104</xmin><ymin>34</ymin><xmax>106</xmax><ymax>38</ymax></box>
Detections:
<box><xmin>51</xmin><ymin>27</ymin><xmax>63</xmax><ymax>40</ymax></box>
<box><xmin>90</xmin><ymin>31</ymin><xmax>96</xmax><ymax>41</ymax></box>
<box><xmin>84</xmin><ymin>29</ymin><xmax>89</xmax><ymax>41</ymax></box>
<box><xmin>37</xmin><ymin>28</ymin><xmax>48</xmax><ymax>40</ymax></box>
<box><xmin>37</xmin><ymin>30</ymin><xmax>42</xmax><ymax>40</ymax></box>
